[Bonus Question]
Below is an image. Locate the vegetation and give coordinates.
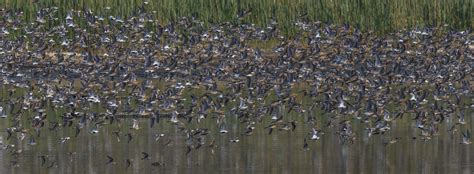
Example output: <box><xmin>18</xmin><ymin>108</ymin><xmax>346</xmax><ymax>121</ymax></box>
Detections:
<box><xmin>1</xmin><ymin>0</ymin><xmax>472</xmax><ymax>35</ymax></box>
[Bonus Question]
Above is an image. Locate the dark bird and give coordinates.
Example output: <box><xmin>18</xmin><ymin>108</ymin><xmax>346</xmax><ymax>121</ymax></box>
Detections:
<box><xmin>127</xmin><ymin>133</ymin><xmax>133</xmax><ymax>143</ymax></box>
<box><xmin>125</xmin><ymin>159</ymin><xmax>132</xmax><ymax>169</ymax></box>
<box><xmin>6</xmin><ymin>128</ymin><xmax>13</xmax><ymax>140</ymax></box>
<box><xmin>141</xmin><ymin>152</ymin><xmax>150</xmax><ymax>160</ymax></box>
<box><xmin>303</xmin><ymin>138</ymin><xmax>309</xmax><ymax>150</ymax></box>
<box><xmin>39</xmin><ymin>155</ymin><xmax>47</xmax><ymax>166</ymax></box>
<box><xmin>186</xmin><ymin>146</ymin><xmax>192</xmax><ymax>155</ymax></box>
<box><xmin>106</xmin><ymin>156</ymin><xmax>114</xmax><ymax>165</ymax></box>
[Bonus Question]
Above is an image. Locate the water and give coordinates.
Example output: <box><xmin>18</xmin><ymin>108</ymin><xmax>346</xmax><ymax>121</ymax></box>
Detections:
<box><xmin>0</xmin><ymin>112</ymin><xmax>472</xmax><ymax>174</ymax></box>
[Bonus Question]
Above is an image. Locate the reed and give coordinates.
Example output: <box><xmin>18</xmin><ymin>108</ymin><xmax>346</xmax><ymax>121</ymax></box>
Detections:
<box><xmin>1</xmin><ymin>0</ymin><xmax>472</xmax><ymax>35</ymax></box>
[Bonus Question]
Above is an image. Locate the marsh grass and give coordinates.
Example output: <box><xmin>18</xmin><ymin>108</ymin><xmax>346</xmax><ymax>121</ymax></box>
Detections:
<box><xmin>1</xmin><ymin>0</ymin><xmax>472</xmax><ymax>35</ymax></box>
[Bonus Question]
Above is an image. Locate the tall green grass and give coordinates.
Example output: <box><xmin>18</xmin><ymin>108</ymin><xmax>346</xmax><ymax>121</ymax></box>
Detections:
<box><xmin>1</xmin><ymin>0</ymin><xmax>472</xmax><ymax>35</ymax></box>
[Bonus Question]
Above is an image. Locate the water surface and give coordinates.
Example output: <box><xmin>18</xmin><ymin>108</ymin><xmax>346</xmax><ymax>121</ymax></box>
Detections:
<box><xmin>0</xmin><ymin>112</ymin><xmax>472</xmax><ymax>174</ymax></box>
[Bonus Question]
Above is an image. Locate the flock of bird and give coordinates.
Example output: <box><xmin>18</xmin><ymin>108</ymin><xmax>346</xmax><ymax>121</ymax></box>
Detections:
<box><xmin>0</xmin><ymin>5</ymin><xmax>472</xmax><ymax>170</ymax></box>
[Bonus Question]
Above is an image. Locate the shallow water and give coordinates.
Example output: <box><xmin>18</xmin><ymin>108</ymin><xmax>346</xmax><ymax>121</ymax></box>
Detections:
<box><xmin>0</xmin><ymin>111</ymin><xmax>472</xmax><ymax>174</ymax></box>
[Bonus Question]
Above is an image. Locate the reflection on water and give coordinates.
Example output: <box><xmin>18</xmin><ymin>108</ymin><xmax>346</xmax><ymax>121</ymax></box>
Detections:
<box><xmin>0</xmin><ymin>113</ymin><xmax>472</xmax><ymax>174</ymax></box>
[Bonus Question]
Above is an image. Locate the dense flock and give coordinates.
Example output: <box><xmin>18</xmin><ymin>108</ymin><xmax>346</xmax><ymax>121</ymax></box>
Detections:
<box><xmin>0</xmin><ymin>7</ymin><xmax>472</xmax><ymax>168</ymax></box>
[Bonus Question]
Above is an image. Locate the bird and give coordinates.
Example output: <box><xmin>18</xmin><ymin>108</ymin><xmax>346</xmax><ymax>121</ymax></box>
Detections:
<box><xmin>151</xmin><ymin>161</ymin><xmax>164</xmax><ymax>167</ymax></box>
<box><xmin>125</xmin><ymin>159</ymin><xmax>133</xmax><ymax>169</ymax></box>
<box><xmin>186</xmin><ymin>146</ymin><xmax>192</xmax><ymax>155</ymax></box>
<box><xmin>309</xmin><ymin>128</ymin><xmax>323</xmax><ymax>140</ymax></box>
<box><xmin>461</xmin><ymin>129</ymin><xmax>471</xmax><ymax>144</ymax></box>
<box><xmin>303</xmin><ymin>138</ymin><xmax>309</xmax><ymax>150</ymax></box>
<box><xmin>106</xmin><ymin>156</ymin><xmax>115</xmax><ymax>165</ymax></box>
<box><xmin>141</xmin><ymin>152</ymin><xmax>150</xmax><ymax>160</ymax></box>
<box><xmin>230</xmin><ymin>137</ymin><xmax>240</xmax><ymax>143</ymax></box>
<box><xmin>112</xmin><ymin>131</ymin><xmax>121</xmax><ymax>142</ymax></box>
<box><xmin>39</xmin><ymin>155</ymin><xmax>48</xmax><ymax>166</ymax></box>
<box><xmin>127</xmin><ymin>133</ymin><xmax>133</xmax><ymax>143</ymax></box>
<box><xmin>383</xmin><ymin>137</ymin><xmax>401</xmax><ymax>146</ymax></box>
<box><xmin>28</xmin><ymin>136</ymin><xmax>37</xmax><ymax>145</ymax></box>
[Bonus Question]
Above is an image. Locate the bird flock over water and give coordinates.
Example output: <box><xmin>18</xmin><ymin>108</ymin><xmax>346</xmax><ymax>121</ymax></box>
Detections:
<box><xmin>0</xmin><ymin>5</ymin><xmax>472</xmax><ymax>169</ymax></box>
